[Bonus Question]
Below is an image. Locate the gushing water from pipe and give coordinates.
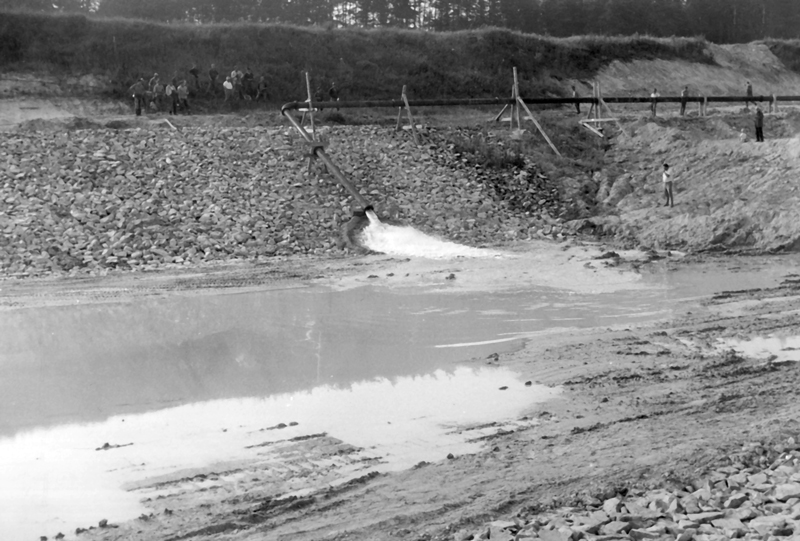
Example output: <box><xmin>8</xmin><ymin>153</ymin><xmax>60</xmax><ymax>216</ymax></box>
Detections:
<box><xmin>361</xmin><ymin>210</ymin><xmax>498</xmax><ymax>259</ymax></box>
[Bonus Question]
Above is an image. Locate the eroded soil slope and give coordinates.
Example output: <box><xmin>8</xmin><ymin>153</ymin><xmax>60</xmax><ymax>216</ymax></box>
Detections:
<box><xmin>574</xmin><ymin>110</ymin><xmax>800</xmax><ymax>253</ymax></box>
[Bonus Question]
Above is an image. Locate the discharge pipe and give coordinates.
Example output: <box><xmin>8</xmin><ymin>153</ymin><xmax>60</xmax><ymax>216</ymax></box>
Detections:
<box><xmin>281</xmin><ymin>102</ymin><xmax>371</xmax><ymax>211</ymax></box>
<box><xmin>280</xmin><ymin>102</ymin><xmax>376</xmax><ymax>250</ymax></box>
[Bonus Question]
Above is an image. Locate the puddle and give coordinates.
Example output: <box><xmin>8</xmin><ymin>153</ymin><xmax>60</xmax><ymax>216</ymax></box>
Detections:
<box><xmin>0</xmin><ymin>366</ymin><xmax>556</xmax><ymax>540</ymax></box>
<box><xmin>0</xmin><ymin>282</ymin><xmax>676</xmax><ymax>437</ymax></box>
<box><xmin>716</xmin><ymin>335</ymin><xmax>800</xmax><ymax>362</ymax></box>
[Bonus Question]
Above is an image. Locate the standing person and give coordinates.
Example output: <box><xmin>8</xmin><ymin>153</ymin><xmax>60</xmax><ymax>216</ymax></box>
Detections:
<box><xmin>255</xmin><ymin>76</ymin><xmax>268</xmax><ymax>102</ymax></box>
<box><xmin>650</xmin><ymin>88</ymin><xmax>660</xmax><ymax>117</ymax></box>
<box><xmin>236</xmin><ymin>67</ymin><xmax>245</xmax><ymax>99</ymax></box>
<box><xmin>177</xmin><ymin>80</ymin><xmax>190</xmax><ymax>114</ymax></box>
<box><xmin>328</xmin><ymin>81</ymin><xmax>340</xmax><ymax>110</ymax></box>
<box><xmin>128</xmin><ymin>78</ymin><xmax>146</xmax><ymax>116</ymax></box>
<box><xmin>165</xmin><ymin>80</ymin><xmax>178</xmax><ymax>115</ymax></box>
<box><xmin>571</xmin><ymin>85</ymin><xmax>580</xmax><ymax>114</ymax></box>
<box><xmin>754</xmin><ymin>106</ymin><xmax>764</xmax><ymax>142</ymax></box>
<box><xmin>153</xmin><ymin>78</ymin><xmax>165</xmax><ymax>112</ymax></box>
<box><xmin>233</xmin><ymin>74</ymin><xmax>244</xmax><ymax>101</ymax></box>
<box><xmin>680</xmin><ymin>85</ymin><xmax>689</xmax><ymax>116</ymax></box>
<box><xmin>243</xmin><ymin>67</ymin><xmax>254</xmax><ymax>97</ymax></box>
<box><xmin>314</xmin><ymin>84</ymin><xmax>325</xmax><ymax>109</ymax></box>
<box><xmin>745</xmin><ymin>80</ymin><xmax>754</xmax><ymax>109</ymax></box>
<box><xmin>148</xmin><ymin>73</ymin><xmax>159</xmax><ymax>91</ymax></box>
<box><xmin>223</xmin><ymin>76</ymin><xmax>234</xmax><ymax>101</ymax></box>
<box><xmin>662</xmin><ymin>163</ymin><xmax>673</xmax><ymax>208</ymax></box>
<box><xmin>208</xmin><ymin>63</ymin><xmax>219</xmax><ymax>96</ymax></box>
<box><xmin>230</xmin><ymin>66</ymin><xmax>238</xmax><ymax>97</ymax></box>
<box><xmin>189</xmin><ymin>63</ymin><xmax>200</xmax><ymax>90</ymax></box>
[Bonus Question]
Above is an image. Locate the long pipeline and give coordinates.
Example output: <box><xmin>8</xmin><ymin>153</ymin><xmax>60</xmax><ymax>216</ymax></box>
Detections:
<box><xmin>282</xmin><ymin>95</ymin><xmax>800</xmax><ymax>110</ymax></box>
<box><xmin>280</xmin><ymin>104</ymin><xmax>371</xmax><ymax>210</ymax></box>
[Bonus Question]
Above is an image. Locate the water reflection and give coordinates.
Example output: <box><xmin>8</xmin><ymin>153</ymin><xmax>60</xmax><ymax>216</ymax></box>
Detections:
<box><xmin>0</xmin><ymin>285</ymin><xmax>669</xmax><ymax>437</ymax></box>
<box><xmin>0</xmin><ymin>367</ymin><xmax>558</xmax><ymax>540</ymax></box>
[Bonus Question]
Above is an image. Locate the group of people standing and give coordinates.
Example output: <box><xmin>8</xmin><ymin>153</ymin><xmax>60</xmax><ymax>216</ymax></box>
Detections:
<box><xmin>649</xmin><ymin>80</ymin><xmax>765</xmax><ymax>131</ymax></box>
<box><xmin>218</xmin><ymin>66</ymin><xmax>269</xmax><ymax>104</ymax></box>
<box><xmin>128</xmin><ymin>73</ymin><xmax>190</xmax><ymax>116</ymax></box>
<box><xmin>128</xmin><ymin>63</ymin><xmax>276</xmax><ymax>115</ymax></box>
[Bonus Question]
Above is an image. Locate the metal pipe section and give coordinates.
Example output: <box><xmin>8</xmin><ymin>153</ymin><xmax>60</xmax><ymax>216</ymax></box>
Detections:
<box><xmin>283</xmin><ymin>97</ymin><xmax>561</xmax><ymax>110</ymax></box>
<box><xmin>279</xmin><ymin>90</ymin><xmax>797</xmax><ymax>212</ymax></box>
<box><xmin>600</xmin><ymin>95</ymin><xmax>797</xmax><ymax>104</ymax></box>
<box><xmin>280</xmin><ymin>107</ymin><xmax>371</xmax><ymax>210</ymax></box>
<box><xmin>282</xmin><ymin>95</ymin><xmax>800</xmax><ymax>111</ymax></box>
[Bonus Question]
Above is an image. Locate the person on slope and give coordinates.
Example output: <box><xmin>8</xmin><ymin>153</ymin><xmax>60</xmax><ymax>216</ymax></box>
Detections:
<box><xmin>650</xmin><ymin>88</ymin><xmax>660</xmax><ymax>117</ymax></box>
<box><xmin>754</xmin><ymin>106</ymin><xmax>765</xmax><ymax>142</ymax></box>
<box><xmin>680</xmin><ymin>85</ymin><xmax>689</xmax><ymax>116</ymax></box>
<box><xmin>662</xmin><ymin>163</ymin><xmax>674</xmax><ymax>208</ymax></box>
<box><xmin>572</xmin><ymin>85</ymin><xmax>580</xmax><ymax>114</ymax></box>
<box><xmin>745</xmin><ymin>80</ymin><xmax>754</xmax><ymax>109</ymax></box>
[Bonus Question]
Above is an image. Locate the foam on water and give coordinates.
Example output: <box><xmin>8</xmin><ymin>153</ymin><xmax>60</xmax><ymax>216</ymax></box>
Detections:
<box><xmin>361</xmin><ymin>211</ymin><xmax>498</xmax><ymax>259</ymax></box>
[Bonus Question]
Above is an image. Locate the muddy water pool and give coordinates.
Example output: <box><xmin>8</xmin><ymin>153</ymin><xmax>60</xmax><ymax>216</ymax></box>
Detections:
<box><xmin>0</xmin><ymin>283</ymin><xmax>670</xmax><ymax>436</ymax></box>
<box><xmin>0</xmin><ymin>252</ymin><xmax>796</xmax><ymax>539</ymax></box>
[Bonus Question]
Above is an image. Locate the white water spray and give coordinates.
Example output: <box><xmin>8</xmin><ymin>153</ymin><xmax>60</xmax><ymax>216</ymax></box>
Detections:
<box><xmin>360</xmin><ymin>210</ymin><xmax>498</xmax><ymax>259</ymax></box>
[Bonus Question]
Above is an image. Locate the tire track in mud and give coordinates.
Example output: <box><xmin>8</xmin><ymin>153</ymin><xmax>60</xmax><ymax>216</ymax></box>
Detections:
<box><xmin>275</xmin><ymin>274</ymin><xmax>800</xmax><ymax>540</ymax></box>
<box><xmin>402</xmin><ymin>276</ymin><xmax>800</xmax><ymax>541</ymax></box>
<box><xmin>88</xmin><ymin>435</ymin><xmax>386</xmax><ymax>541</ymax></box>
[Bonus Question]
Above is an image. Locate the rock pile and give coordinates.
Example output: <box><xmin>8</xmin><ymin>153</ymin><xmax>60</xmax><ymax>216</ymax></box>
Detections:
<box><xmin>458</xmin><ymin>436</ymin><xmax>800</xmax><ymax>541</ymax></box>
<box><xmin>1</xmin><ymin>125</ymin><xmax>571</xmax><ymax>277</ymax></box>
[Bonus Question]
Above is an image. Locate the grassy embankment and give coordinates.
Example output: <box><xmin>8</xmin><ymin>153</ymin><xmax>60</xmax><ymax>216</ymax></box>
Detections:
<box><xmin>0</xmin><ymin>10</ymin><xmax>715</xmax><ymax>104</ymax></box>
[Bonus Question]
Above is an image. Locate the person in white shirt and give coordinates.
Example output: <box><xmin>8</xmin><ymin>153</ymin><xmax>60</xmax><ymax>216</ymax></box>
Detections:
<box><xmin>662</xmin><ymin>163</ymin><xmax>673</xmax><ymax>208</ymax></box>
<box><xmin>650</xmin><ymin>88</ymin><xmax>660</xmax><ymax>117</ymax></box>
<box><xmin>223</xmin><ymin>77</ymin><xmax>234</xmax><ymax>101</ymax></box>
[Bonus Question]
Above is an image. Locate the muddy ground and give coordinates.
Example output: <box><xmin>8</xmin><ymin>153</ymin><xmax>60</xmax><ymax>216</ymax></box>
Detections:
<box><xmin>2</xmin><ymin>250</ymin><xmax>799</xmax><ymax>541</ymax></box>
<box><xmin>2</xmin><ymin>93</ymin><xmax>799</xmax><ymax>540</ymax></box>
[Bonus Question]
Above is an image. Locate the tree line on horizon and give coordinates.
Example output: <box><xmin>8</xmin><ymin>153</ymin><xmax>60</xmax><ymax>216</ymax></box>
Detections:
<box><xmin>2</xmin><ymin>0</ymin><xmax>799</xmax><ymax>43</ymax></box>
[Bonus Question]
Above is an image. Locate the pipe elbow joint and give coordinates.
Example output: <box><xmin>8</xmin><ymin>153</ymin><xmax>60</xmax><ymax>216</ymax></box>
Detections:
<box><xmin>280</xmin><ymin>102</ymin><xmax>300</xmax><ymax>114</ymax></box>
